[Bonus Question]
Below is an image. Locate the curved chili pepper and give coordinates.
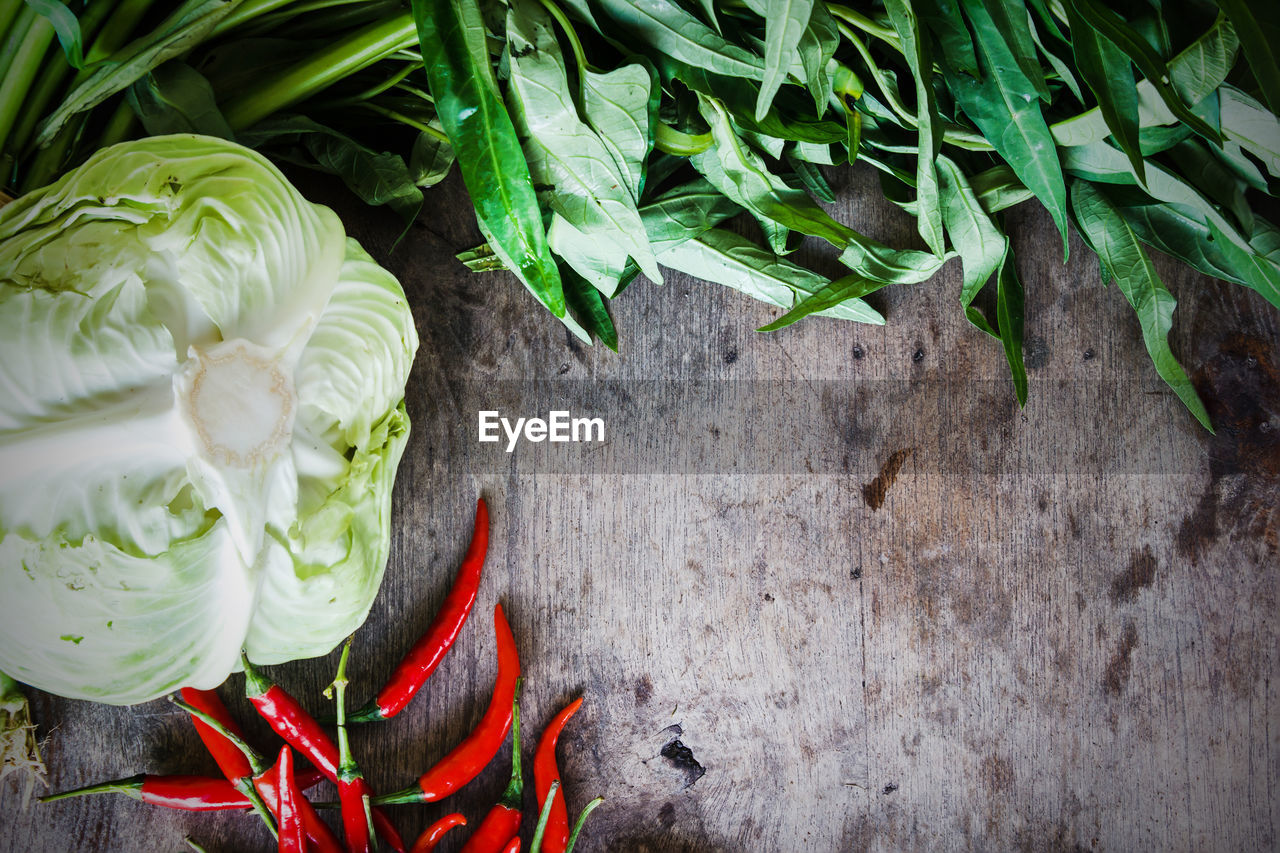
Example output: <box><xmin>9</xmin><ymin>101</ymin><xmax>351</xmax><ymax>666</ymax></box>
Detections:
<box><xmin>409</xmin><ymin>813</ymin><xmax>466</xmax><ymax>853</ymax></box>
<box><xmin>378</xmin><ymin>603</ymin><xmax>520</xmax><ymax>805</ymax></box>
<box><xmin>41</xmin><ymin>774</ymin><xmax>252</xmax><ymax>811</ymax></box>
<box><xmin>242</xmin><ymin>653</ymin><xmax>404</xmax><ymax>852</ymax></box>
<box><xmin>459</xmin><ymin>684</ymin><xmax>523</xmax><ymax>853</ymax></box>
<box><xmin>501</xmin><ymin>840</ymin><xmax>520</xmax><ymax>853</ymax></box>
<box><xmin>352</xmin><ymin>498</ymin><xmax>489</xmax><ymax>723</ymax></box>
<box><xmin>275</xmin><ymin>747</ymin><xmax>306</xmax><ymax>853</ymax></box>
<box><xmin>533</xmin><ymin>697</ymin><xmax>583</xmax><ymax>853</ymax></box>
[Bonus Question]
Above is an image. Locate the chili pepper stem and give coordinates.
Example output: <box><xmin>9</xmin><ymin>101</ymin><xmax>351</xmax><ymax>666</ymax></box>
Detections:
<box><xmin>564</xmin><ymin>797</ymin><xmax>604</xmax><ymax>853</ymax></box>
<box><xmin>170</xmin><ymin>694</ymin><xmax>280</xmax><ymax>835</ymax></box>
<box><xmin>528</xmin><ymin>780</ymin><xmax>560</xmax><ymax>852</ymax></box>
<box><xmin>328</xmin><ymin>636</ymin><xmax>379</xmax><ymax>853</ymax></box>
<box><xmin>371</xmin><ymin>786</ymin><xmax>425</xmax><ymax>806</ymax></box>
<box><xmin>170</xmin><ymin>696</ymin><xmax>266</xmax><ymax>775</ymax></box>
<box><xmin>39</xmin><ymin>774</ymin><xmax>145</xmax><ymax>803</ymax></box>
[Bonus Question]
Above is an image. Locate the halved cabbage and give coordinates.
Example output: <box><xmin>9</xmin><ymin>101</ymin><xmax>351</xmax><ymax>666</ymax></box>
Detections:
<box><xmin>0</xmin><ymin>135</ymin><xmax>418</xmax><ymax>704</ymax></box>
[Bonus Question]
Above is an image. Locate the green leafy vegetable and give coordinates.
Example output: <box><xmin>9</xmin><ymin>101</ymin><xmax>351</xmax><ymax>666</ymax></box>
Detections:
<box><xmin>1069</xmin><ymin>180</ymin><xmax>1211</xmax><ymax>429</ymax></box>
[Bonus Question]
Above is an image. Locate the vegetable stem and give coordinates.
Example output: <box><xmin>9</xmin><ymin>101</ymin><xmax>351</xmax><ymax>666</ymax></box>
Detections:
<box><xmin>653</xmin><ymin>121</ymin><xmax>712</xmax><ymax>156</ymax></box>
<box><xmin>0</xmin><ymin>11</ymin><xmax>56</xmax><ymax>154</ymax></box>
<box><xmin>222</xmin><ymin>11</ymin><xmax>417</xmax><ymax>131</ymax></box>
<box><xmin>828</xmin><ymin>4</ymin><xmax>902</xmax><ymax>52</ymax></box>
<box><xmin>360</xmin><ymin>102</ymin><xmax>448</xmax><ymax>142</ymax></box>
<box><xmin>537</xmin><ymin>0</ymin><xmax>588</xmax><ymax>77</ymax></box>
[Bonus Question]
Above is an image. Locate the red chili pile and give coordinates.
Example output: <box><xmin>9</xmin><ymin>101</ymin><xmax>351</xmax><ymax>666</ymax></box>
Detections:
<box><xmin>41</xmin><ymin>499</ymin><xmax>602</xmax><ymax>853</ymax></box>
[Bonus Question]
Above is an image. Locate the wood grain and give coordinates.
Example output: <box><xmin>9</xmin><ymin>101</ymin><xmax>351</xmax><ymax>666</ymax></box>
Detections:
<box><xmin>1</xmin><ymin>162</ymin><xmax>1276</xmax><ymax>852</ymax></box>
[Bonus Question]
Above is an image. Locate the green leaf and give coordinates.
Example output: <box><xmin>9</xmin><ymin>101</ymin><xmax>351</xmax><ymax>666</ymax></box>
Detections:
<box><xmin>1066</xmin><ymin>0</ymin><xmax>1221</xmax><ymax>144</ymax></box>
<box><xmin>413</xmin><ymin>0</ymin><xmax>565</xmax><ymax>318</ymax></box>
<box><xmin>797</xmin><ymin>2</ymin><xmax>839</xmax><ymax>114</ymax></box>
<box><xmin>34</xmin><ymin>0</ymin><xmax>238</xmax><ymax>147</ymax></box>
<box><xmin>885</xmin><ymin>0</ymin><xmax>946</xmax><ymax>256</ymax></box>
<box><xmin>25</xmin><ymin>0</ymin><xmax>84</xmax><ymax>68</ymax></box>
<box><xmin>659</xmin><ymin>58</ymin><xmax>846</xmax><ymax>145</ymax></box>
<box><xmin>1218</xmin><ymin>84</ymin><xmax>1280</xmax><ymax>179</ymax></box>
<box><xmin>981</xmin><ymin>0</ymin><xmax>1051</xmax><ymax>103</ymax></box>
<box><xmin>692</xmin><ymin>94</ymin><xmax>863</xmax><ymax>252</ymax></box>
<box><xmin>918</xmin><ymin>0</ymin><xmax>978</xmax><ymax>79</ymax></box>
<box><xmin>638</xmin><ymin>177</ymin><xmax>742</xmax><ymax>255</ymax></box>
<box><xmin>1069</xmin><ymin>180</ymin><xmax>1212</xmax><ymax>429</ymax></box>
<box><xmin>408</xmin><ymin>124</ymin><xmax>455</xmax><ymax>188</ymax></box>
<box><xmin>995</xmin><ymin>249</ymin><xmax>1028</xmax><ymax>406</ymax></box>
<box><xmin>561</xmin><ymin>263</ymin><xmax>619</xmax><ymax>350</ymax></box>
<box><xmin>947</xmin><ymin>0</ymin><xmax>1070</xmax><ymax>250</ymax></box>
<box><xmin>969</xmin><ymin>164</ymin><xmax>1036</xmax><ymax>213</ymax></box>
<box><xmin>786</xmin><ymin>155</ymin><xmax>835</xmax><ymax>202</ymax></box>
<box><xmin>548</xmin><ymin>214</ymin><xmax>629</xmax><ymax>296</ymax></box>
<box><xmin>582</xmin><ymin>61</ymin><xmax>657</xmax><ymax>203</ymax></box>
<box><xmin>1049</xmin><ymin>13</ymin><xmax>1237</xmax><ymax>147</ymax></box>
<box><xmin>757</xmin><ymin>273</ymin><xmax>889</xmax><ymax>331</ymax></box>
<box><xmin>125</xmin><ymin>63</ymin><xmax>235</xmax><ymax>139</ymax></box>
<box><xmin>756</xmin><ymin>0</ymin><xmax>813</xmax><ymax>121</ymax></box>
<box><xmin>1064</xmin><ymin>1</ymin><xmax>1144</xmax><ymax>182</ymax></box>
<box><xmin>507</xmin><ymin>0</ymin><xmax>662</xmax><ymax>283</ymax></box>
<box><xmin>593</xmin><ymin>0</ymin><xmax>764</xmax><ymax>80</ymax></box>
<box><xmin>659</xmin><ymin>228</ymin><xmax>884</xmax><ymax>325</ymax></box>
<box><xmin>937</xmin><ymin>155</ymin><xmax>1008</xmax><ymax>337</ymax></box>
<box><xmin>237</xmin><ymin>115</ymin><xmax>424</xmax><ymax>224</ymax></box>
<box><xmin>1216</xmin><ymin>0</ymin><xmax>1280</xmax><ymax>115</ymax></box>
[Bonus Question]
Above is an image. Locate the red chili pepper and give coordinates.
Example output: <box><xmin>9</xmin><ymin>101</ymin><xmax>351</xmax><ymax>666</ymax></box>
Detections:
<box><xmin>174</xmin><ymin>694</ymin><xmax>343</xmax><ymax>853</ymax></box>
<box><xmin>274</xmin><ymin>747</ymin><xmax>306</xmax><ymax>853</ymax></box>
<box><xmin>352</xmin><ymin>498</ymin><xmax>489</xmax><ymax>723</ymax></box>
<box><xmin>459</xmin><ymin>685</ymin><xmax>523</xmax><ymax>853</ymax></box>
<box><xmin>242</xmin><ymin>653</ymin><xmax>404</xmax><ymax>852</ymax></box>
<box><xmin>180</xmin><ymin>688</ymin><xmax>254</xmax><ymax>782</ymax></box>
<box><xmin>409</xmin><ymin>813</ymin><xmax>466</xmax><ymax>853</ymax></box>
<box><xmin>378</xmin><ymin>603</ymin><xmax>520</xmax><ymax>805</ymax></box>
<box><xmin>533</xmin><ymin>697</ymin><xmax>583</xmax><ymax>853</ymax></box>
<box><xmin>254</xmin><ymin>761</ymin><xmax>344</xmax><ymax>853</ymax></box>
<box><xmin>501</xmin><ymin>839</ymin><xmax>520</xmax><ymax>853</ymax></box>
<box><xmin>330</xmin><ymin>637</ymin><xmax>374</xmax><ymax>853</ymax></box>
<box><xmin>41</xmin><ymin>773</ymin><xmax>253</xmax><ymax>811</ymax></box>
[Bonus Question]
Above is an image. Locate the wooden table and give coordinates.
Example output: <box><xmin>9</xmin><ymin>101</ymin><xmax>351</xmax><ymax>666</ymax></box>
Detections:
<box><xmin>2</xmin><ymin>165</ymin><xmax>1276</xmax><ymax>852</ymax></box>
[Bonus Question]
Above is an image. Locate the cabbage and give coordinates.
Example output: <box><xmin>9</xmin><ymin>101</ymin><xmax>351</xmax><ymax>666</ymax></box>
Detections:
<box><xmin>0</xmin><ymin>135</ymin><xmax>419</xmax><ymax>704</ymax></box>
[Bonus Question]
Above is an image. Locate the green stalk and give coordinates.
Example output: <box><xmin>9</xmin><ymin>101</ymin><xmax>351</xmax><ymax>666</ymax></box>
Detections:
<box><xmin>0</xmin><ymin>0</ymin><xmax>24</xmax><ymax>50</ymax></box>
<box><xmin>654</xmin><ymin>122</ymin><xmax>712</xmax><ymax>156</ymax></box>
<box><xmin>528</xmin><ymin>779</ymin><xmax>561</xmax><ymax>853</ymax></box>
<box><xmin>7</xmin><ymin>0</ymin><xmax>123</xmax><ymax>157</ymax></box>
<box><xmin>222</xmin><ymin>11</ymin><xmax>416</xmax><ymax>131</ymax></box>
<box><xmin>326</xmin><ymin>637</ymin><xmax>378</xmax><ymax>853</ymax></box>
<box><xmin>828</xmin><ymin>4</ymin><xmax>902</xmax><ymax>52</ymax></box>
<box><xmin>0</xmin><ymin>12</ymin><xmax>56</xmax><ymax>154</ymax></box>
<box><xmin>359</xmin><ymin>102</ymin><xmax>448</xmax><ymax>142</ymax></box>
<box><xmin>85</xmin><ymin>0</ymin><xmax>159</xmax><ymax>65</ymax></box>
<box><xmin>0</xmin><ymin>5</ymin><xmax>37</xmax><ymax>87</ymax></box>
<box><xmin>96</xmin><ymin>98</ymin><xmax>138</xmax><ymax>149</ymax></box>
<box><xmin>211</xmin><ymin>0</ymin><xmax>301</xmax><ymax>35</ymax></box>
<box><xmin>565</xmin><ymin>797</ymin><xmax>605</xmax><ymax>853</ymax></box>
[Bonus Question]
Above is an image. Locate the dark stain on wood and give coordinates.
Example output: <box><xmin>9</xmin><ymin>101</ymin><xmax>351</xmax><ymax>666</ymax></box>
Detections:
<box><xmin>1103</xmin><ymin>622</ymin><xmax>1140</xmax><ymax>695</ymax></box>
<box><xmin>1180</xmin><ymin>332</ymin><xmax>1280</xmax><ymax>560</ymax></box>
<box><xmin>660</xmin><ymin>737</ymin><xmax>705</xmax><ymax>789</ymax></box>
<box><xmin>862</xmin><ymin>449</ymin><xmax>913</xmax><ymax>510</ymax></box>
<box><xmin>982</xmin><ymin>755</ymin><xmax>1015</xmax><ymax>794</ymax></box>
<box><xmin>634</xmin><ymin>675</ymin><xmax>653</xmax><ymax>705</ymax></box>
<box><xmin>881</xmin><ymin>782</ymin><xmax>899</xmax><ymax>794</ymax></box>
<box><xmin>1110</xmin><ymin>545</ymin><xmax>1157</xmax><ymax>602</ymax></box>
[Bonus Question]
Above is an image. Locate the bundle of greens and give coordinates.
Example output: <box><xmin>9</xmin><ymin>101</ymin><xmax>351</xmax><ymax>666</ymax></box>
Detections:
<box><xmin>1</xmin><ymin>0</ymin><xmax>1277</xmax><ymax>426</ymax></box>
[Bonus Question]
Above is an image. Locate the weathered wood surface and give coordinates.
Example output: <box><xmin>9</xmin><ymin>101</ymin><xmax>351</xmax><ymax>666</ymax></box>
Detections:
<box><xmin>2</xmin><ymin>164</ymin><xmax>1276</xmax><ymax>852</ymax></box>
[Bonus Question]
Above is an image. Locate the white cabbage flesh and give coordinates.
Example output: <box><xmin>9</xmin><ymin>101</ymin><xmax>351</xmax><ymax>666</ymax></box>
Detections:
<box><xmin>0</xmin><ymin>135</ymin><xmax>419</xmax><ymax>704</ymax></box>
